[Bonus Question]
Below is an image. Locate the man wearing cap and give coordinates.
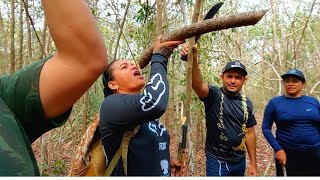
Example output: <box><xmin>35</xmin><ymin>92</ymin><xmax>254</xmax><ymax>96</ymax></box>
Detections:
<box><xmin>262</xmin><ymin>68</ymin><xmax>320</xmax><ymax>176</ymax></box>
<box><xmin>180</xmin><ymin>44</ymin><xmax>257</xmax><ymax>176</ymax></box>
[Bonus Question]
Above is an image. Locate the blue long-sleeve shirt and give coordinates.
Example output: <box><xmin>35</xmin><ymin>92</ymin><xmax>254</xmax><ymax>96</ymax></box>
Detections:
<box><xmin>262</xmin><ymin>95</ymin><xmax>320</xmax><ymax>152</ymax></box>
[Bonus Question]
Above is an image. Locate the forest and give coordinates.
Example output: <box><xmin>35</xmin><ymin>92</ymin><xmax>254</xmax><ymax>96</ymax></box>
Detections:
<box><xmin>0</xmin><ymin>0</ymin><xmax>319</xmax><ymax>176</ymax></box>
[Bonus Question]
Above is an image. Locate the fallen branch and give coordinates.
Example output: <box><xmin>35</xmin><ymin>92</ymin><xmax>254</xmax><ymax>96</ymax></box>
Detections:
<box><xmin>138</xmin><ymin>9</ymin><xmax>268</xmax><ymax>69</ymax></box>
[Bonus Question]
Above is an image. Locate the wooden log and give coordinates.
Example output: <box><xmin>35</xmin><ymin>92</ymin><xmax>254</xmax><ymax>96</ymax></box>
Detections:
<box><xmin>138</xmin><ymin>9</ymin><xmax>268</xmax><ymax>69</ymax></box>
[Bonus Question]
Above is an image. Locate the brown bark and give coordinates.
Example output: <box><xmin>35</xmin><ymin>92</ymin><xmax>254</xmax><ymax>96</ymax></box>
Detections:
<box><xmin>24</xmin><ymin>0</ymin><xmax>32</xmax><ymax>63</ymax></box>
<box><xmin>0</xmin><ymin>10</ymin><xmax>4</xmax><ymax>73</ymax></box>
<box><xmin>183</xmin><ymin>0</ymin><xmax>202</xmax><ymax>125</ymax></box>
<box><xmin>0</xmin><ymin>8</ymin><xmax>3</xmax><ymax>28</ymax></box>
<box><xmin>2</xmin><ymin>26</ymin><xmax>8</xmax><ymax>74</ymax></box>
<box><xmin>39</xmin><ymin>134</ymin><xmax>48</xmax><ymax>174</ymax></box>
<box><xmin>82</xmin><ymin>91</ymin><xmax>89</xmax><ymax>135</ymax></box>
<box><xmin>138</xmin><ymin>9</ymin><xmax>268</xmax><ymax>69</ymax></box>
<box><xmin>18</xmin><ymin>0</ymin><xmax>24</xmax><ymax>70</ymax></box>
<box><xmin>156</xmin><ymin>0</ymin><xmax>163</xmax><ymax>36</ymax></box>
<box><xmin>46</xmin><ymin>34</ymin><xmax>52</xmax><ymax>55</ymax></box>
<box><xmin>196</xmin><ymin>115</ymin><xmax>200</xmax><ymax>152</ymax></box>
<box><xmin>9</xmin><ymin>0</ymin><xmax>15</xmax><ymax>74</ymax></box>
<box><xmin>39</xmin><ymin>20</ymin><xmax>48</xmax><ymax>59</ymax></box>
<box><xmin>113</xmin><ymin>0</ymin><xmax>131</xmax><ymax>60</ymax></box>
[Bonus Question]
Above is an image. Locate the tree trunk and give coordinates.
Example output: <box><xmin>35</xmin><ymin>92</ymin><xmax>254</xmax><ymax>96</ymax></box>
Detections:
<box><xmin>57</xmin><ymin>126</ymin><xmax>65</xmax><ymax>159</ymax></box>
<box><xmin>2</xmin><ymin>24</ymin><xmax>9</xmax><ymax>74</ymax></box>
<box><xmin>113</xmin><ymin>0</ymin><xmax>131</xmax><ymax>60</ymax></box>
<box><xmin>18</xmin><ymin>0</ymin><xmax>24</xmax><ymax>70</ymax></box>
<box><xmin>0</xmin><ymin>7</ymin><xmax>3</xmax><ymax>32</ymax></box>
<box><xmin>46</xmin><ymin>34</ymin><xmax>52</xmax><ymax>55</ymax></box>
<box><xmin>179</xmin><ymin>0</ymin><xmax>203</xmax><ymax>176</ymax></box>
<box><xmin>9</xmin><ymin>0</ymin><xmax>15</xmax><ymax>74</ymax></box>
<box><xmin>0</xmin><ymin>9</ymin><xmax>4</xmax><ymax>73</ymax></box>
<box><xmin>196</xmin><ymin>110</ymin><xmax>202</xmax><ymax>152</ymax></box>
<box><xmin>82</xmin><ymin>91</ymin><xmax>89</xmax><ymax>135</ymax></box>
<box><xmin>138</xmin><ymin>9</ymin><xmax>268</xmax><ymax>69</ymax></box>
<box><xmin>184</xmin><ymin>0</ymin><xmax>202</xmax><ymax>125</ymax></box>
<box><xmin>39</xmin><ymin>134</ymin><xmax>48</xmax><ymax>175</ymax></box>
<box><xmin>156</xmin><ymin>0</ymin><xmax>163</xmax><ymax>36</ymax></box>
<box><xmin>270</xmin><ymin>0</ymin><xmax>283</xmax><ymax>95</ymax></box>
<box><xmin>39</xmin><ymin>20</ymin><xmax>48</xmax><ymax>59</ymax></box>
<box><xmin>24</xmin><ymin>0</ymin><xmax>33</xmax><ymax>64</ymax></box>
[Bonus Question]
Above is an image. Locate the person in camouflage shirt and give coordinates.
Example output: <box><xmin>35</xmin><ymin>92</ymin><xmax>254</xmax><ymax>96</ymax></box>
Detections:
<box><xmin>0</xmin><ymin>0</ymin><xmax>107</xmax><ymax>175</ymax></box>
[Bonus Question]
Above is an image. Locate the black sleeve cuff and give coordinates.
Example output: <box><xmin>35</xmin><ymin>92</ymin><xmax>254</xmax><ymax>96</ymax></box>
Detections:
<box><xmin>151</xmin><ymin>53</ymin><xmax>168</xmax><ymax>64</ymax></box>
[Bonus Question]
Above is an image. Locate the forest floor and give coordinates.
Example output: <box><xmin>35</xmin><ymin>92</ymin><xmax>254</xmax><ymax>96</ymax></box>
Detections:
<box><xmin>32</xmin><ymin>114</ymin><xmax>276</xmax><ymax>176</ymax></box>
<box><xmin>168</xmin><ymin>114</ymin><xmax>276</xmax><ymax>176</ymax></box>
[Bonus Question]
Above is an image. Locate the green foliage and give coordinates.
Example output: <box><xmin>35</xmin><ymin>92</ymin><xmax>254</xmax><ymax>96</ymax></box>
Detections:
<box><xmin>39</xmin><ymin>159</ymin><xmax>67</xmax><ymax>176</ymax></box>
<box><xmin>135</xmin><ymin>0</ymin><xmax>154</xmax><ymax>23</ymax></box>
<box><xmin>40</xmin><ymin>162</ymin><xmax>49</xmax><ymax>176</ymax></box>
<box><xmin>40</xmin><ymin>160</ymin><xmax>67</xmax><ymax>176</ymax></box>
<box><xmin>51</xmin><ymin>159</ymin><xmax>67</xmax><ymax>176</ymax></box>
<box><xmin>178</xmin><ymin>91</ymin><xmax>186</xmax><ymax>102</ymax></box>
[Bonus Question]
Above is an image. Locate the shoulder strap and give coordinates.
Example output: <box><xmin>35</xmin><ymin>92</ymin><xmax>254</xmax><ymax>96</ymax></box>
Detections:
<box><xmin>217</xmin><ymin>90</ymin><xmax>228</xmax><ymax>141</ymax></box>
<box><xmin>241</xmin><ymin>95</ymin><xmax>248</xmax><ymax>124</ymax></box>
<box><xmin>232</xmin><ymin>95</ymin><xmax>249</xmax><ymax>151</ymax></box>
<box><xmin>104</xmin><ymin>128</ymin><xmax>137</xmax><ymax>176</ymax></box>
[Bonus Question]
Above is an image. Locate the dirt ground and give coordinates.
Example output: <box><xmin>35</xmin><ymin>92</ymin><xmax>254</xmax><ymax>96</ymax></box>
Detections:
<box><xmin>32</xmin><ymin>114</ymin><xmax>276</xmax><ymax>176</ymax></box>
<box><xmin>168</xmin><ymin>114</ymin><xmax>276</xmax><ymax>176</ymax></box>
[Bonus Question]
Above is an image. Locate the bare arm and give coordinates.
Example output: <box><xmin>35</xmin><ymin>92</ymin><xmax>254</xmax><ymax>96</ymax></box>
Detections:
<box><xmin>40</xmin><ymin>0</ymin><xmax>107</xmax><ymax>118</ymax></box>
<box><xmin>245</xmin><ymin>126</ymin><xmax>258</xmax><ymax>176</ymax></box>
<box><xmin>179</xmin><ymin>43</ymin><xmax>208</xmax><ymax>98</ymax></box>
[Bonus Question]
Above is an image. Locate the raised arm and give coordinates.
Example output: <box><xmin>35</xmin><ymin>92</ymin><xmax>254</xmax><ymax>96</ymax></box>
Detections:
<box><xmin>179</xmin><ymin>43</ymin><xmax>209</xmax><ymax>98</ymax></box>
<box><xmin>40</xmin><ymin>0</ymin><xmax>107</xmax><ymax>119</ymax></box>
<box><xmin>100</xmin><ymin>36</ymin><xmax>183</xmax><ymax>129</ymax></box>
<box><xmin>100</xmin><ymin>54</ymin><xmax>169</xmax><ymax>130</ymax></box>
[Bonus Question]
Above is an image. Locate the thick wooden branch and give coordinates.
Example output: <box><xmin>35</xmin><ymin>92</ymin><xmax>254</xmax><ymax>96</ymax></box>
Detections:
<box><xmin>138</xmin><ymin>9</ymin><xmax>268</xmax><ymax>69</ymax></box>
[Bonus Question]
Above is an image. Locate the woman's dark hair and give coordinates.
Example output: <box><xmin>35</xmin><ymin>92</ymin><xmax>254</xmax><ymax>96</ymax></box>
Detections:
<box><xmin>102</xmin><ymin>60</ymin><xmax>117</xmax><ymax>98</ymax></box>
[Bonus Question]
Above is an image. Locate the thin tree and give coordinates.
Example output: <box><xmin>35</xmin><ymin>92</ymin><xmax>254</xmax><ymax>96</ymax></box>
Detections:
<box><xmin>18</xmin><ymin>0</ymin><xmax>24</xmax><ymax>70</ymax></box>
<box><xmin>9</xmin><ymin>0</ymin><xmax>15</xmax><ymax>73</ymax></box>
<box><xmin>113</xmin><ymin>0</ymin><xmax>131</xmax><ymax>60</ymax></box>
<box><xmin>23</xmin><ymin>0</ymin><xmax>32</xmax><ymax>64</ymax></box>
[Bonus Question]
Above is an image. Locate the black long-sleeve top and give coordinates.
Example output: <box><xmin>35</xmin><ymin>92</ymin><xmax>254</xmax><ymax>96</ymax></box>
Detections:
<box><xmin>99</xmin><ymin>54</ymin><xmax>171</xmax><ymax>176</ymax></box>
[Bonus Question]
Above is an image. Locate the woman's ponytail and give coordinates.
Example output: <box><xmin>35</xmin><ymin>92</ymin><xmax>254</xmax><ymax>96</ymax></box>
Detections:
<box><xmin>102</xmin><ymin>60</ymin><xmax>117</xmax><ymax>98</ymax></box>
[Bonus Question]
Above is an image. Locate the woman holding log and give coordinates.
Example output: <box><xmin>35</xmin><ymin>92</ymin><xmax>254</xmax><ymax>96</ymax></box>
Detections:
<box><xmin>99</xmin><ymin>36</ymin><xmax>182</xmax><ymax>176</ymax></box>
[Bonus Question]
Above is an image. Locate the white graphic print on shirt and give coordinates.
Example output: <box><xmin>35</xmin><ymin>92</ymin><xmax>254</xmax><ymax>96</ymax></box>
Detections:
<box><xmin>140</xmin><ymin>73</ymin><xmax>166</xmax><ymax>112</ymax></box>
<box><xmin>160</xmin><ymin>159</ymin><xmax>169</xmax><ymax>176</ymax></box>
<box><xmin>148</xmin><ymin>120</ymin><xmax>166</xmax><ymax>136</ymax></box>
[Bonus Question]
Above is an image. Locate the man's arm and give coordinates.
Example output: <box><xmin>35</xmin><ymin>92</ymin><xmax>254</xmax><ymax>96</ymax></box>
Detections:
<box><xmin>245</xmin><ymin>127</ymin><xmax>258</xmax><ymax>176</ymax></box>
<box><xmin>40</xmin><ymin>0</ymin><xmax>107</xmax><ymax>119</ymax></box>
<box><xmin>180</xmin><ymin>43</ymin><xmax>208</xmax><ymax>98</ymax></box>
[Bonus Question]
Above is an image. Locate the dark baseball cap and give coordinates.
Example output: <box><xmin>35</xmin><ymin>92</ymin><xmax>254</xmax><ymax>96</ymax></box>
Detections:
<box><xmin>281</xmin><ymin>68</ymin><xmax>305</xmax><ymax>82</ymax></box>
<box><xmin>222</xmin><ymin>60</ymin><xmax>247</xmax><ymax>76</ymax></box>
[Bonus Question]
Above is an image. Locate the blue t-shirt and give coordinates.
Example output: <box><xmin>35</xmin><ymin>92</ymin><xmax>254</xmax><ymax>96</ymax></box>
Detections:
<box><xmin>99</xmin><ymin>54</ymin><xmax>171</xmax><ymax>176</ymax></box>
<box><xmin>262</xmin><ymin>95</ymin><xmax>320</xmax><ymax>151</ymax></box>
<box><xmin>201</xmin><ymin>86</ymin><xmax>257</xmax><ymax>162</ymax></box>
